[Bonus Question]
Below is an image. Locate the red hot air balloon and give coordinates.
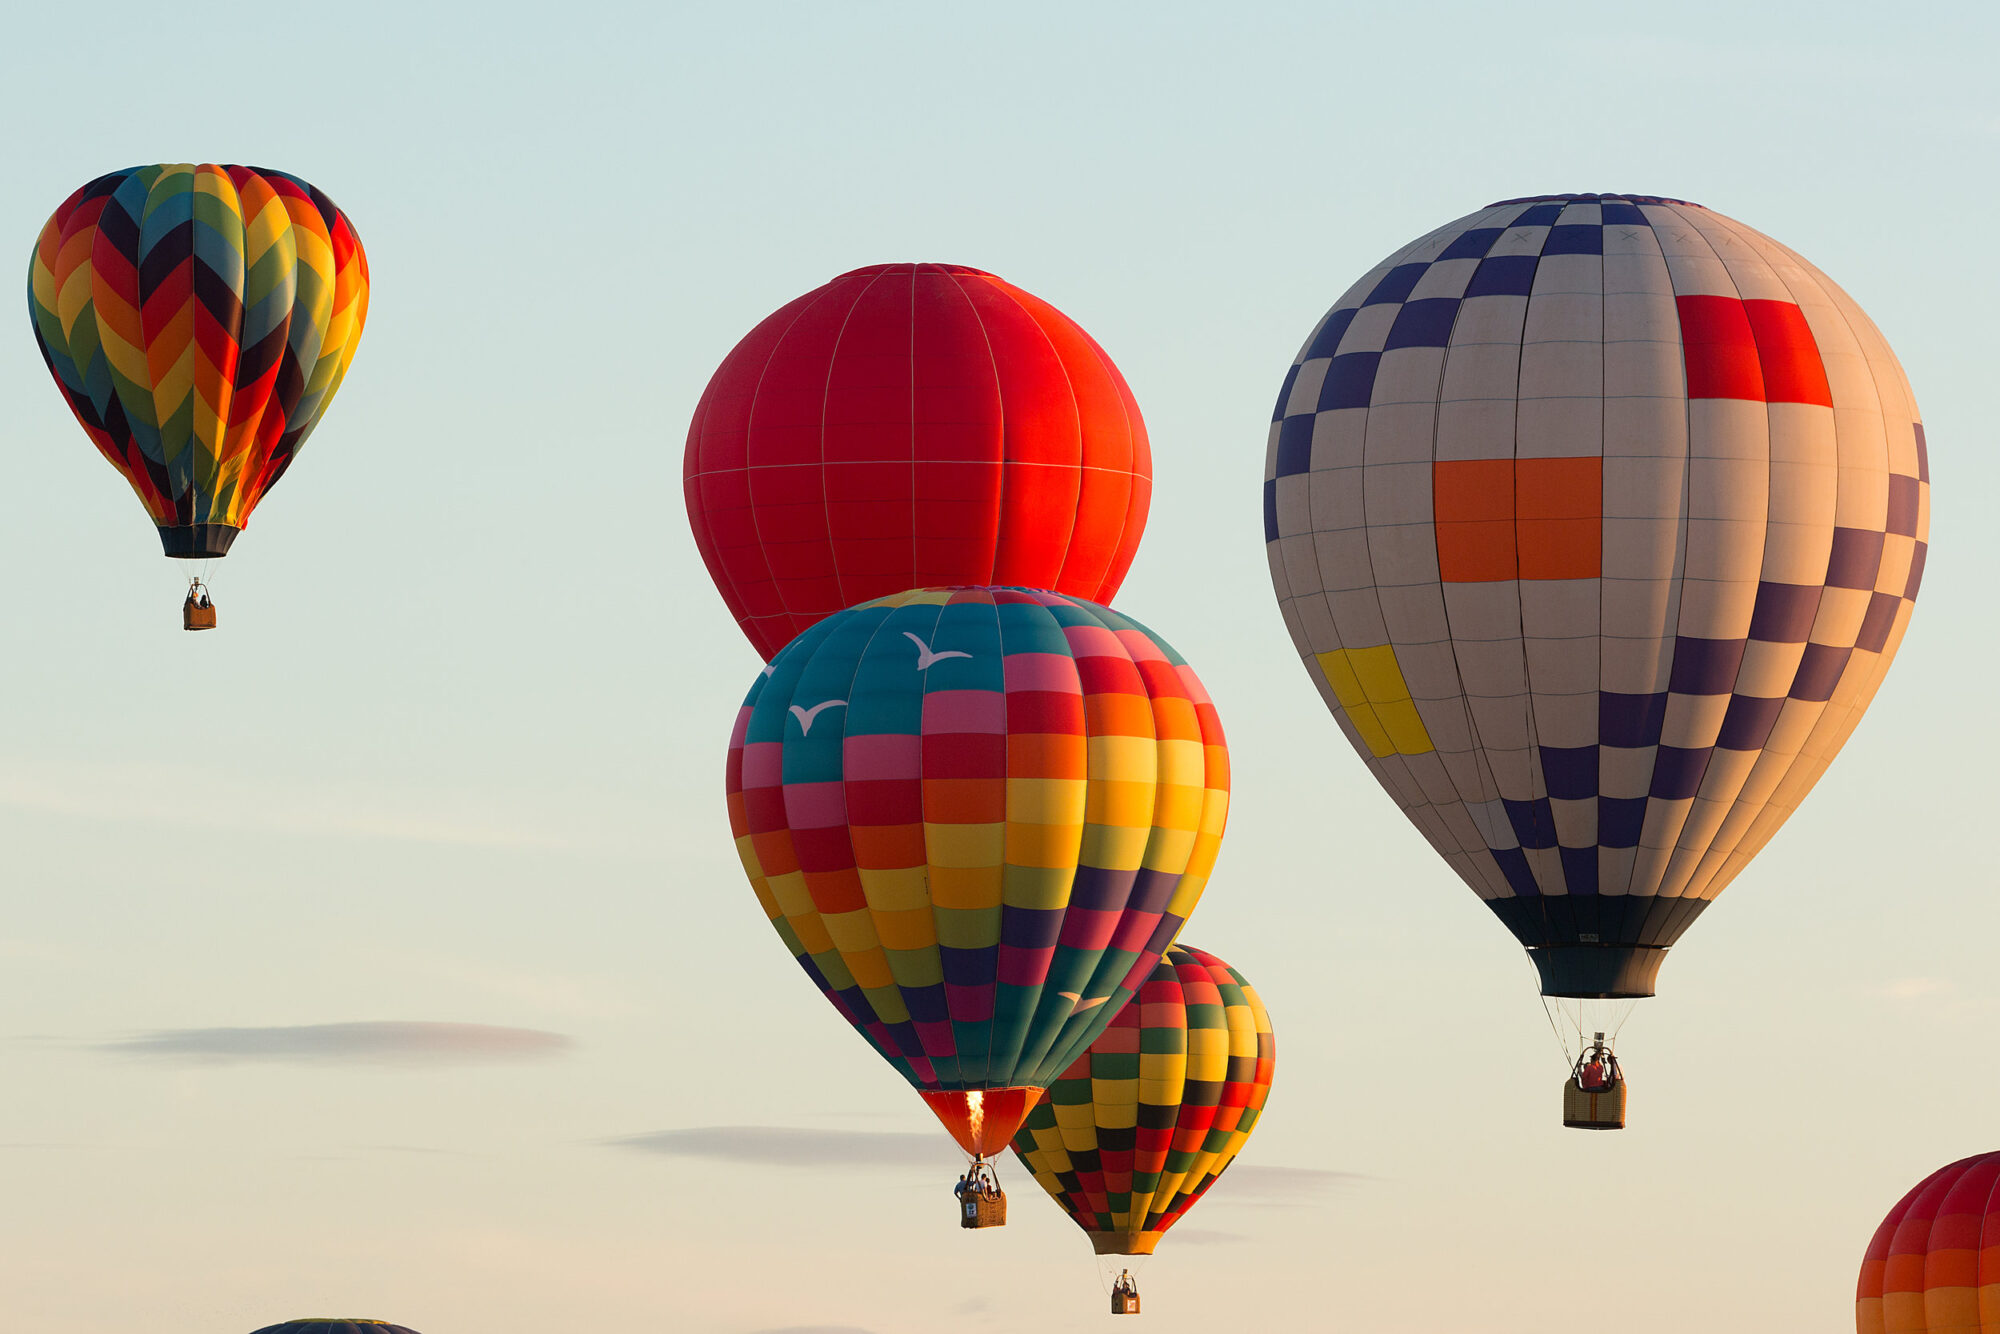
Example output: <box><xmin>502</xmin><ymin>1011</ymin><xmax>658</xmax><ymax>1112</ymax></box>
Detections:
<box><xmin>1857</xmin><ymin>1152</ymin><xmax>2000</xmax><ymax>1334</ymax></box>
<box><xmin>685</xmin><ymin>264</ymin><xmax>1152</xmax><ymax>660</ymax></box>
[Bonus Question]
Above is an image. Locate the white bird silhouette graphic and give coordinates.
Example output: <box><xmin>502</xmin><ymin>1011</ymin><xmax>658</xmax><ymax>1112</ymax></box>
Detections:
<box><xmin>789</xmin><ymin>699</ymin><xmax>847</xmax><ymax>736</ymax></box>
<box><xmin>904</xmin><ymin>631</ymin><xmax>972</xmax><ymax>670</ymax></box>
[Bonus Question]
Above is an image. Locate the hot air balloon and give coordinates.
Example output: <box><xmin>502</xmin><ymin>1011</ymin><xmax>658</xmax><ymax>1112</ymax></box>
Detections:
<box><xmin>1857</xmin><ymin>1152</ymin><xmax>2000</xmax><ymax>1334</ymax></box>
<box><xmin>27</xmin><ymin>163</ymin><xmax>370</xmax><ymax>629</ymax></box>
<box><xmin>1011</xmin><ymin>943</ymin><xmax>1275</xmax><ymax>1313</ymax></box>
<box><xmin>726</xmin><ymin>587</ymin><xmax>1229</xmax><ymax>1216</ymax></box>
<box><xmin>1261</xmin><ymin>193</ymin><xmax>1928</xmax><ymax>1124</ymax></box>
<box><xmin>250</xmin><ymin>1323</ymin><xmax>421</xmax><ymax>1334</ymax></box>
<box><xmin>685</xmin><ymin>264</ymin><xmax>1151</xmax><ymax>660</ymax></box>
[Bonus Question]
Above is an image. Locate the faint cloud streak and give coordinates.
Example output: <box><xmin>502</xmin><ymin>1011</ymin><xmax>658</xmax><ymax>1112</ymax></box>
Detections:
<box><xmin>610</xmin><ymin>1125</ymin><xmax>941</xmax><ymax>1169</ymax></box>
<box><xmin>750</xmin><ymin>1327</ymin><xmax>880</xmax><ymax>1334</ymax></box>
<box><xmin>1207</xmin><ymin>1163</ymin><xmax>1365</xmax><ymax>1203</ymax></box>
<box><xmin>98</xmin><ymin>1020</ymin><xmax>573</xmax><ymax>1067</ymax></box>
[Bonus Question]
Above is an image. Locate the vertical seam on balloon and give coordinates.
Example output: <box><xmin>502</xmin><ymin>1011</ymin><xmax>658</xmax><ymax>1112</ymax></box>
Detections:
<box><xmin>1089</xmin><ymin>327</ymin><xmax>1146</xmax><ymax>601</ymax></box>
<box><xmin>1650</xmin><ymin>207</ymin><xmax>1759</xmax><ymax>916</ymax></box>
<box><xmin>939</xmin><ymin>268</ymin><xmax>1005</xmax><ymax>587</ymax></box>
<box><xmin>818</xmin><ymin>270</ymin><xmax>896</xmax><ymax>627</ymax></box>
<box><xmin>908</xmin><ymin>267</ymin><xmax>920</xmax><ymax>599</ymax></box>
<box><xmin>1681</xmin><ymin>217</ymin><xmax>1844</xmax><ymax>903</ymax></box>
<box><xmin>725</xmin><ymin>276</ymin><xmax>859</xmax><ymax>655</ymax></box>
<box><xmin>1414</xmin><ymin>203</ymin><xmax>1537</xmax><ymax>902</ymax></box>
<box><xmin>993</xmin><ymin>278</ymin><xmax>1086</xmax><ymax>592</ymax></box>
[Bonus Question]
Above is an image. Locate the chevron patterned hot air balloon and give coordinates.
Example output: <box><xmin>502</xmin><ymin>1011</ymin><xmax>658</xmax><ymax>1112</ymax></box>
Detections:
<box><xmin>727</xmin><ymin>587</ymin><xmax>1230</xmax><ymax>1187</ymax></box>
<box><xmin>27</xmin><ymin>164</ymin><xmax>370</xmax><ymax>562</ymax></box>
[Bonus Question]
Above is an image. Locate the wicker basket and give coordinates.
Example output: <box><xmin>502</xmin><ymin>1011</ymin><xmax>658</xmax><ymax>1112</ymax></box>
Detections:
<box><xmin>183</xmin><ymin>596</ymin><xmax>217</xmax><ymax>631</ymax></box>
<box><xmin>959</xmin><ymin>1187</ymin><xmax>1006</xmax><ymax>1229</ymax></box>
<box><xmin>1112</xmin><ymin>1290</ymin><xmax>1141</xmax><ymax>1315</ymax></box>
<box><xmin>1562</xmin><ymin>1076</ymin><xmax>1628</xmax><ymax>1130</ymax></box>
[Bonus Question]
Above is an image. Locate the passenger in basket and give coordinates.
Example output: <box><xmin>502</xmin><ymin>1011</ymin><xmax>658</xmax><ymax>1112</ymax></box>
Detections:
<box><xmin>1579</xmin><ymin>1053</ymin><xmax>1609</xmax><ymax>1090</ymax></box>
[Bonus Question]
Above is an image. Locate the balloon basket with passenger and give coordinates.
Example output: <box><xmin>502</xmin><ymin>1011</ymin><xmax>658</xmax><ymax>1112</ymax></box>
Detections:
<box><xmin>955</xmin><ymin>1159</ymin><xmax>1006</xmax><ymax>1229</ymax></box>
<box><xmin>1561</xmin><ymin>1031</ymin><xmax>1627</xmax><ymax>1131</ymax></box>
<box><xmin>181</xmin><ymin>577</ymin><xmax>217</xmax><ymax>631</ymax></box>
<box><xmin>1109</xmin><ymin>1269</ymin><xmax>1141</xmax><ymax>1315</ymax></box>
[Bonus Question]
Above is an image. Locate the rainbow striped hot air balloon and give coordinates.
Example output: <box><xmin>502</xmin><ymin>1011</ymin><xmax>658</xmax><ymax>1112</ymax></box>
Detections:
<box><xmin>27</xmin><ymin>163</ymin><xmax>369</xmax><ymax>561</ymax></box>
<box><xmin>726</xmin><ymin>588</ymin><xmax>1230</xmax><ymax>1185</ymax></box>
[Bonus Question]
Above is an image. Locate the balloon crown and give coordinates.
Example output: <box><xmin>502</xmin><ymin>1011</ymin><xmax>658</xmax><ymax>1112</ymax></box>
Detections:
<box><xmin>1485</xmin><ymin>192</ymin><xmax>1706</xmax><ymax>208</ymax></box>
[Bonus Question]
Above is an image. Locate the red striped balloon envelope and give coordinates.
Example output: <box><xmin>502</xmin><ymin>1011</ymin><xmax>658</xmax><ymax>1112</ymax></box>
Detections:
<box><xmin>1858</xmin><ymin>1152</ymin><xmax>2000</xmax><ymax>1334</ymax></box>
<box><xmin>686</xmin><ymin>264</ymin><xmax>1151</xmax><ymax>660</ymax></box>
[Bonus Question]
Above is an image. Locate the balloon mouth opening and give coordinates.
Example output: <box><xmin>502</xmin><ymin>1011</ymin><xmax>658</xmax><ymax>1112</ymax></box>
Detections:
<box><xmin>917</xmin><ymin>1087</ymin><xmax>1041</xmax><ymax>1157</ymax></box>
<box><xmin>1091</xmin><ymin>1230</ymin><xmax>1164</xmax><ymax>1256</ymax></box>
<box><xmin>1528</xmin><ymin>945</ymin><xmax>1666</xmax><ymax>999</ymax></box>
<box><xmin>159</xmin><ymin>524</ymin><xmax>240</xmax><ymax>558</ymax></box>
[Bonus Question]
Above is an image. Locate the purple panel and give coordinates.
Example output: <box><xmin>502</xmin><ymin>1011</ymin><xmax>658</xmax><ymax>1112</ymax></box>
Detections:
<box><xmin>1749</xmin><ymin>581</ymin><xmax>1820</xmax><ymax>643</ymax></box>
<box><xmin>1601</xmin><ymin>692</ymin><xmax>1668</xmax><ymax>748</ymax></box>
<box><xmin>1826</xmin><ymin>527</ymin><xmax>1886</xmax><ymax>590</ymax></box>
<box><xmin>1490</xmin><ymin>846</ymin><xmax>1541</xmax><ymax>896</ymax></box>
<box><xmin>1001</xmin><ymin>907</ymin><xmax>1063</xmax><ymax>951</ymax></box>
<box><xmin>1886</xmin><ymin>474</ymin><xmax>1921</xmax><ymax>537</ymax></box>
<box><xmin>903</xmin><ymin>982</ymin><xmax>950</xmax><ymax>1024</ymax></box>
<box><xmin>1905</xmin><ymin>542</ymin><xmax>1927</xmax><ymax>600</ymax></box>
<box><xmin>1650</xmin><ymin>745</ymin><xmax>1713</xmax><ymax>800</ymax></box>
<box><xmin>1125</xmin><ymin>866</ymin><xmax>1179</xmax><ymax>915</ymax></box>
<box><xmin>1790</xmin><ymin>643</ymin><xmax>1853</xmax><ymax>701</ymax></box>
<box><xmin>1599</xmin><ymin>796</ymin><xmax>1647</xmax><ymax>848</ymax></box>
<box><xmin>1856</xmin><ymin>590</ymin><xmax>1902</xmax><ymax>654</ymax></box>
<box><xmin>1540</xmin><ymin>745</ymin><xmax>1599</xmax><ymax>800</ymax></box>
<box><xmin>1068</xmin><ymin>864</ymin><xmax>1139</xmax><ymax>911</ymax></box>
<box><xmin>1559</xmin><ymin>844</ymin><xmax>1600</xmax><ymax>894</ymax></box>
<box><xmin>1669</xmin><ymin>638</ymin><xmax>1748</xmax><ymax>696</ymax></box>
<box><xmin>1717</xmin><ymin>694</ymin><xmax>1786</xmax><ymax>750</ymax></box>
<box><xmin>941</xmin><ymin>946</ymin><xmax>997</xmax><ymax>988</ymax></box>
<box><xmin>1504</xmin><ymin>796</ymin><xmax>1558</xmax><ymax>850</ymax></box>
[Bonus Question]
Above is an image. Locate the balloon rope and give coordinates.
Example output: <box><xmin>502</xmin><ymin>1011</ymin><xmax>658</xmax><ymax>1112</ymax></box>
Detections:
<box><xmin>1539</xmin><ymin>997</ymin><xmax>1574</xmax><ymax>1069</ymax></box>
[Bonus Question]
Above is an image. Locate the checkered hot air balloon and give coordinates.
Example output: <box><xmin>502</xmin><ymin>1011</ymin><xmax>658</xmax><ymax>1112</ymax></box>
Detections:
<box><xmin>726</xmin><ymin>588</ymin><xmax>1229</xmax><ymax>1172</ymax></box>
<box><xmin>685</xmin><ymin>264</ymin><xmax>1151</xmax><ymax>661</ymax></box>
<box><xmin>1262</xmin><ymin>194</ymin><xmax>1927</xmax><ymax>1059</ymax></box>
<box><xmin>249</xmin><ymin>1324</ymin><xmax>421</xmax><ymax>1334</ymax></box>
<box><xmin>1010</xmin><ymin>943</ymin><xmax>1275</xmax><ymax>1273</ymax></box>
<box><xmin>27</xmin><ymin>164</ymin><xmax>369</xmax><ymax>562</ymax></box>
<box><xmin>1857</xmin><ymin>1152</ymin><xmax>2000</xmax><ymax>1334</ymax></box>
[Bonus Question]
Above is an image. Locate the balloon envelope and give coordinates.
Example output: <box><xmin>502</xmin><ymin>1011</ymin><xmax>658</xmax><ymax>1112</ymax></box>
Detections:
<box><xmin>686</xmin><ymin>263</ymin><xmax>1151</xmax><ymax>659</ymax></box>
<box><xmin>727</xmin><ymin>587</ymin><xmax>1229</xmax><ymax>1155</ymax></box>
<box><xmin>28</xmin><ymin>164</ymin><xmax>369</xmax><ymax>557</ymax></box>
<box><xmin>1011</xmin><ymin>943</ymin><xmax>1275</xmax><ymax>1255</ymax></box>
<box><xmin>1857</xmin><ymin>1152</ymin><xmax>2000</xmax><ymax>1334</ymax></box>
<box><xmin>250</xmin><ymin>1324</ymin><xmax>421</xmax><ymax>1334</ymax></box>
<box><xmin>1262</xmin><ymin>193</ymin><xmax>1928</xmax><ymax>997</ymax></box>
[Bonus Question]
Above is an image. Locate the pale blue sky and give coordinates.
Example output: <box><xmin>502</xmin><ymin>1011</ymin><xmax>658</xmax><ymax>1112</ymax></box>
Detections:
<box><xmin>3</xmin><ymin>3</ymin><xmax>1997</xmax><ymax>1331</ymax></box>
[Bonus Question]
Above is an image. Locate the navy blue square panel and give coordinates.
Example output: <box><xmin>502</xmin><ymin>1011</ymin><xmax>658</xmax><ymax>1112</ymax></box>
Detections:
<box><xmin>1262</xmin><ymin>479</ymin><xmax>1279</xmax><ymax>543</ymax></box>
<box><xmin>1905</xmin><ymin>542</ymin><xmax>1927</xmax><ymax>600</ymax></box>
<box><xmin>1600</xmin><ymin>691</ymin><xmax>1667</xmax><ymax>749</ymax></box>
<box><xmin>1541</xmin><ymin>225</ymin><xmax>1604</xmax><ymax>255</ymax></box>
<box><xmin>1650</xmin><ymin>746</ymin><xmax>1714</xmax><ymax>800</ymax></box>
<box><xmin>1669</xmin><ymin>637</ymin><xmax>1747</xmax><ymax>696</ymax></box>
<box><xmin>1748</xmin><ymin>581</ymin><xmax>1820</xmax><ymax>643</ymax></box>
<box><xmin>1856</xmin><ymin>590</ymin><xmax>1901</xmax><ymax>654</ymax></box>
<box><xmin>1441</xmin><ymin>227</ymin><xmax>1503</xmax><ymax>261</ymax></box>
<box><xmin>1365</xmin><ymin>263</ymin><xmax>1429</xmax><ymax>306</ymax></box>
<box><xmin>1384</xmin><ymin>298</ymin><xmax>1460</xmax><ymax>350</ymax></box>
<box><xmin>1305</xmin><ymin>307</ymin><xmax>1359</xmax><ymax>360</ymax></box>
<box><xmin>1317</xmin><ymin>352</ymin><xmax>1381</xmax><ymax>411</ymax></box>
<box><xmin>1559</xmin><ymin>845</ymin><xmax>1599</xmax><ymax>895</ymax></box>
<box><xmin>1511</xmin><ymin>203</ymin><xmax>1564</xmax><ymax>226</ymax></box>
<box><xmin>1540</xmin><ymin>745</ymin><xmax>1599</xmax><ymax>801</ymax></box>
<box><xmin>1600</xmin><ymin>202</ymin><xmax>1650</xmax><ymax>226</ymax></box>
<box><xmin>1717</xmin><ymin>694</ymin><xmax>1786</xmax><ymax>750</ymax></box>
<box><xmin>1274</xmin><ymin>414</ymin><xmax>1316</xmax><ymax>479</ymax></box>
<box><xmin>1504</xmin><ymin>796</ymin><xmax>1558</xmax><ymax>850</ymax></box>
<box><xmin>1790</xmin><ymin>642</ymin><xmax>1852</xmax><ymax>702</ymax></box>
<box><xmin>1490</xmin><ymin>846</ymin><xmax>1541</xmax><ymax>896</ymax></box>
<box><xmin>1826</xmin><ymin>527</ymin><xmax>1886</xmax><ymax>589</ymax></box>
<box><xmin>1466</xmin><ymin>254</ymin><xmax>1539</xmax><ymax>297</ymax></box>
<box><xmin>1598</xmin><ymin>796</ymin><xmax>1647</xmax><ymax>848</ymax></box>
<box><xmin>1270</xmin><ymin>363</ymin><xmax>1302</xmax><ymax>424</ymax></box>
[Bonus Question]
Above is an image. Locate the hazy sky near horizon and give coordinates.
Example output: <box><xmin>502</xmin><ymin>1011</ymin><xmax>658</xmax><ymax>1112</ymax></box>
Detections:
<box><xmin>4</xmin><ymin>3</ymin><xmax>1998</xmax><ymax>1332</ymax></box>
